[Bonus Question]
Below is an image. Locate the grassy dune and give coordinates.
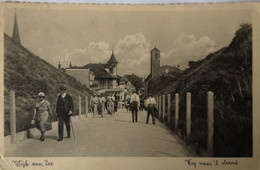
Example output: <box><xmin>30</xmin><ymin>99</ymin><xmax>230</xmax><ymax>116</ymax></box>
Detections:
<box><xmin>4</xmin><ymin>34</ymin><xmax>94</xmax><ymax>136</ymax></box>
<box><xmin>149</xmin><ymin>24</ymin><xmax>252</xmax><ymax>157</ymax></box>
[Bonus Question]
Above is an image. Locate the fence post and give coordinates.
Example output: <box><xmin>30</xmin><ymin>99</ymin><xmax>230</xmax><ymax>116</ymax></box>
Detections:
<box><xmin>174</xmin><ymin>93</ymin><xmax>179</xmax><ymax>134</ymax></box>
<box><xmin>79</xmin><ymin>95</ymin><xmax>81</xmax><ymax>118</ymax></box>
<box><xmin>186</xmin><ymin>92</ymin><xmax>191</xmax><ymax>139</ymax></box>
<box><xmin>207</xmin><ymin>91</ymin><xmax>214</xmax><ymax>157</ymax></box>
<box><xmin>156</xmin><ymin>96</ymin><xmax>159</xmax><ymax>110</ymax></box>
<box><xmin>10</xmin><ymin>91</ymin><xmax>16</xmax><ymax>144</ymax></box>
<box><xmin>159</xmin><ymin>96</ymin><xmax>161</xmax><ymax>119</ymax></box>
<box><xmin>167</xmin><ymin>94</ymin><xmax>171</xmax><ymax>126</ymax></box>
<box><xmin>85</xmin><ymin>96</ymin><xmax>88</xmax><ymax>116</ymax></box>
<box><xmin>162</xmin><ymin>95</ymin><xmax>165</xmax><ymax>121</ymax></box>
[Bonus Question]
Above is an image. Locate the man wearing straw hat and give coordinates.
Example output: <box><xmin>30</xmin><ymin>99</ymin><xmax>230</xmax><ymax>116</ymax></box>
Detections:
<box><xmin>56</xmin><ymin>84</ymin><xmax>74</xmax><ymax>141</ymax></box>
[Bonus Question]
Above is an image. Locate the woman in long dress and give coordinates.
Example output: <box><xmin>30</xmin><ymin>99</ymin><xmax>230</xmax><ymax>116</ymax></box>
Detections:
<box><xmin>31</xmin><ymin>92</ymin><xmax>53</xmax><ymax>141</ymax></box>
<box><xmin>107</xmin><ymin>96</ymin><xmax>114</xmax><ymax>115</ymax></box>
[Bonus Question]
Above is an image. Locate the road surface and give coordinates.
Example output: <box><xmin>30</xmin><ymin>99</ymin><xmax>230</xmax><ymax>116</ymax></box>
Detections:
<box><xmin>5</xmin><ymin>109</ymin><xmax>197</xmax><ymax>157</ymax></box>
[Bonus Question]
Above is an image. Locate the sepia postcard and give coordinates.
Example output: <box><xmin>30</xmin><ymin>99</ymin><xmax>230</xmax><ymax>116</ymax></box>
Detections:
<box><xmin>0</xmin><ymin>2</ymin><xmax>260</xmax><ymax>170</ymax></box>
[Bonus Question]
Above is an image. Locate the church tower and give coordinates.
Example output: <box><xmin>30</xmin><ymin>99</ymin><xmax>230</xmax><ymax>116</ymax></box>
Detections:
<box><xmin>13</xmin><ymin>9</ymin><xmax>21</xmax><ymax>45</ymax></box>
<box><xmin>150</xmin><ymin>46</ymin><xmax>160</xmax><ymax>78</ymax></box>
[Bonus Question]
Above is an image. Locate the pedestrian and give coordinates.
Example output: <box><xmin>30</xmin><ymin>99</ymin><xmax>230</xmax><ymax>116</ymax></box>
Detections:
<box><xmin>56</xmin><ymin>84</ymin><xmax>74</xmax><ymax>142</ymax></box>
<box><xmin>31</xmin><ymin>92</ymin><xmax>53</xmax><ymax>141</ymax></box>
<box><xmin>113</xmin><ymin>95</ymin><xmax>118</xmax><ymax>113</ymax></box>
<box><xmin>130</xmin><ymin>90</ymin><xmax>140</xmax><ymax>123</ymax></box>
<box><xmin>91</xmin><ymin>94</ymin><xmax>98</xmax><ymax>117</ymax></box>
<box><xmin>107</xmin><ymin>95</ymin><xmax>114</xmax><ymax>115</ymax></box>
<box><xmin>100</xmin><ymin>94</ymin><xmax>106</xmax><ymax>111</ymax></box>
<box><xmin>97</xmin><ymin>95</ymin><xmax>103</xmax><ymax>117</ymax></box>
<box><xmin>140</xmin><ymin>96</ymin><xmax>144</xmax><ymax>111</ymax></box>
<box><xmin>145</xmin><ymin>94</ymin><xmax>156</xmax><ymax>125</ymax></box>
<box><xmin>125</xmin><ymin>94</ymin><xmax>130</xmax><ymax>112</ymax></box>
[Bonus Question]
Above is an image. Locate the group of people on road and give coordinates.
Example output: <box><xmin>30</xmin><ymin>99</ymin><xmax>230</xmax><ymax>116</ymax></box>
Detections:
<box><xmin>90</xmin><ymin>93</ymin><xmax>118</xmax><ymax>117</ymax></box>
<box><xmin>31</xmin><ymin>84</ymin><xmax>157</xmax><ymax>142</ymax></box>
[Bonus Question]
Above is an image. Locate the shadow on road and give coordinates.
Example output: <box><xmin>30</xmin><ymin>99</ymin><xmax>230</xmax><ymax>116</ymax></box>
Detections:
<box><xmin>152</xmin><ymin>136</ymin><xmax>183</xmax><ymax>145</ymax></box>
<box><xmin>29</xmin><ymin>135</ymin><xmax>58</xmax><ymax>141</ymax></box>
<box><xmin>155</xmin><ymin>151</ymin><xmax>180</xmax><ymax>157</ymax></box>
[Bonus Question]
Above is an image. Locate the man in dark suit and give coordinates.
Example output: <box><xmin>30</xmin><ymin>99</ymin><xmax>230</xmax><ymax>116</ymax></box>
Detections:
<box><xmin>56</xmin><ymin>84</ymin><xmax>74</xmax><ymax>141</ymax></box>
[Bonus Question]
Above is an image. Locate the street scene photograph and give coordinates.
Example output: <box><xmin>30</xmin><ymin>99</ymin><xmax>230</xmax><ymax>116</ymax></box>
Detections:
<box><xmin>3</xmin><ymin>4</ymin><xmax>252</xmax><ymax>158</ymax></box>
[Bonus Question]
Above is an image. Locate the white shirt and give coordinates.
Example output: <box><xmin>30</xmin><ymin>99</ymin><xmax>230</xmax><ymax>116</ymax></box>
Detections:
<box><xmin>61</xmin><ymin>93</ymin><xmax>66</xmax><ymax>98</ymax></box>
<box><xmin>145</xmin><ymin>97</ymin><xmax>156</xmax><ymax>107</ymax></box>
<box><xmin>130</xmin><ymin>93</ymin><xmax>140</xmax><ymax>108</ymax></box>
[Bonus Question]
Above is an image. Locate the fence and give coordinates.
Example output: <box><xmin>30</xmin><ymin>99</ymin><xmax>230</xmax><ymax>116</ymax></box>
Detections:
<box><xmin>9</xmin><ymin>90</ymin><xmax>213</xmax><ymax>155</ymax></box>
<box><xmin>8</xmin><ymin>91</ymin><xmax>90</xmax><ymax>143</ymax></box>
<box><xmin>155</xmin><ymin>91</ymin><xmax>214</xmax><ymax>156</ymax></box>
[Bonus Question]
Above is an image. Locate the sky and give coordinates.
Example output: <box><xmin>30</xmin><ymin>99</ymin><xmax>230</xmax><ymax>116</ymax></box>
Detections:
<box><xmin>4</xmin><ymin>7</ymin><xmax>252</xmax><ymax>77</ymax></box>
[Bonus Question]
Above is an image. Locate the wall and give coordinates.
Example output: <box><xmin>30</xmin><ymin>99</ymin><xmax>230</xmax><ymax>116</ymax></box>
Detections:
<box><xmin>65</xmin><ymin>69</ymin><xmax>90</xmax><ymax>87</ymax></box>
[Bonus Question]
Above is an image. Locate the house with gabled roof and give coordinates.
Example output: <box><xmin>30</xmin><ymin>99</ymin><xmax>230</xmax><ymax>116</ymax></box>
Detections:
<box><xmin>60</xmin><ymin>51</ymin><xmax>124</xmax><ymax>100</ymax></box>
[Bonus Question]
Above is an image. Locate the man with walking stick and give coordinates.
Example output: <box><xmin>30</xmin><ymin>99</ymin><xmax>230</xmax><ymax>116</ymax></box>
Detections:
<box><xmin>56</xmin><ymin>84</ymin><xmax>74</xmax><ymax>142</ymax></box>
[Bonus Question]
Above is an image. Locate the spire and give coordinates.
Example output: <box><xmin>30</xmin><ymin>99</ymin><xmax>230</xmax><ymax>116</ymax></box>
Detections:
<box><xmin>107</xmin><ymin>51</ymin><xmax>118</xmax><ymax>66</ymax></box>
<box><xmin>13</xmin><ymin>9</ymin><xmax>21</xmax><ymax>45</ymax></box>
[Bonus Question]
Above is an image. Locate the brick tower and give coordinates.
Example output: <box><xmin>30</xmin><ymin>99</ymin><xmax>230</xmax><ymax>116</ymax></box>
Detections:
<box><xmin>150</xmin><ymin>46</ymin><xmax>160</xmax><ymax>78</ymax></box>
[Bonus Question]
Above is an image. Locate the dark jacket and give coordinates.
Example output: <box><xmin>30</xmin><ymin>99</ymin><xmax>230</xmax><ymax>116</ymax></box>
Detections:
<box><xmin>56</xmin><ymin>94</ymin><xmax>74</xmax><ymax>116</ymax></box>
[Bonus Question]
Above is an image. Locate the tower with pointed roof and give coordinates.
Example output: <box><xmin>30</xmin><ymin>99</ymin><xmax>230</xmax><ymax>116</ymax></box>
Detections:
<box><xmin>107</xmin><ymin>50</ymin><xmax>118</xmax><ymax>75</ymax></box>
<box><xmin>150</xmin><ymin>46</ymin><xmax>160</xmax><ymax>77</ymax></box>
<box><xmin>13</xmin><ymin>9</ymin><xmax>21</xmax><ymax>45</ymax></box>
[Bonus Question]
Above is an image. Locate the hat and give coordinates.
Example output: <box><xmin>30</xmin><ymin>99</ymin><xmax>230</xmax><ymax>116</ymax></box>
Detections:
<box><xmin>60</xmin><ymin>84</ymin><xmax>67</xmax><ymax>90</ymax></box>
<box><xmin>38</xmin><ymin>92</ymin><xmax>45</xmax><ymax>97</ymax></box>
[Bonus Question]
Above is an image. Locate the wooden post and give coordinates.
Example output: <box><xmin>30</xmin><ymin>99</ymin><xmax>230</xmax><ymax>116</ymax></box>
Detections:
<box><xmin>156</xmin><ymin>96</ymin><xmax>159</xmax><ymax>110</ymax></box>
<box><xmin>79</xmin><ymin>95</ymin><xmax>81</xmax><ymax>118</ymax></box>
<box><xmin>167</xmin><ymin>94</ymin><xmax>171</xmax><ymax>126</ymax></box>
<box><xmin>155</xmin><ymin>96</ymin><xmax>158</xmax><ymax>110</ymax></box>
<box><xmin>162</xmin><ymin>95</ymin><xmax>165</xmax><ymax>121</ymax></box>
<box><xmin>85</xmin><ymin>96</ymin><xmax>88</xmax><ymax>116</ymax></box>
<box><xmin>207</xmin><ymin>91</ymin><xmax>214</xmax><ymax>157</ymax></box>
<box><xmin>174</xmin><ymin>93</ymin><xmax>179</xmax><ymax>133</ymax></box>
<box><xmin>158</xmin><ymin>96</ymin><xmax>162</xmax><ymax>119</ymax></box>
<box><xmin>186</xmin><ymin>92</ymin><xmax>191</xmax><ymax>138</ymax></box>
<box><xmin>10</xmin><ymin>91</ymin><xmax>16</xmax><ymax>144</ymax></box>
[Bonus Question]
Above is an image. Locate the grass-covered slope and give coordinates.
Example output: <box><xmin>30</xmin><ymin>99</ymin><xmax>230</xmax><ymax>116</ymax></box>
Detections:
<box><xmin>157</xmin><ymin>24</ymin><xmax>252</xmax><ymax>157</ymax></box>
<box><xmin>4</xmin><ymin>34</ymin><xmax>94</xmax><ymax>136</ymax></box>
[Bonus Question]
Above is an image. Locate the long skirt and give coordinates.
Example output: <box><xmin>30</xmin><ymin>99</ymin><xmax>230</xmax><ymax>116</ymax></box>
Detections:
<box><xmin>35</xmin><ymin>111</ymin><xmax>52</xmax><ymax>132</ymax></box>
<box><xmin>107</xmin><ymin>101</ymin><xmax>114</xmax><ymax>114</ymax></box>
<box><xmin>98</xmin><ymin>103</ymin><xmax>102</xmax><ymax>115</ymax></box>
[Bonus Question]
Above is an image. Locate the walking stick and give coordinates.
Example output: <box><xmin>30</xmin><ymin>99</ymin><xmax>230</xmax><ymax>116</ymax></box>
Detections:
<box><xmin>70</xmin><ymin>118</ymin><xmax>76</xmax><ymax>139</ymax></box>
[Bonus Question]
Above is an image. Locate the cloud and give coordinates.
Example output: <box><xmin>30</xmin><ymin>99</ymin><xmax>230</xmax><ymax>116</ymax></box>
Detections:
<box><xmin>115</xmin><ymin>33</ymin><xmax>151</xmax><ymax>76</ymax></box>
<box><xmin>163</xmin><ymin>33</ymin><xmax>216</xmax><ymax>69</ymax></box>
<box><xmin>57</xmin><ymin>34</ymin><xmax>151</xmax><ymax>77</ymax></box>
<box><xmin>58</xmin><ymin>41</ymin><xmax>111</xmax><ymax>68</ymax></box>
<box><xmin>57</xmin><ymin>33</ymin><xmax>215</xmax><ymax>77</ymax></box>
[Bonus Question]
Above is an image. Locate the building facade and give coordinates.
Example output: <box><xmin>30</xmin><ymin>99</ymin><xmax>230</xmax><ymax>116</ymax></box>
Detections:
<box><xmin>60</xmin><ymin>51</ymin><xmax>125</xmax><ymax>100</ymax></box>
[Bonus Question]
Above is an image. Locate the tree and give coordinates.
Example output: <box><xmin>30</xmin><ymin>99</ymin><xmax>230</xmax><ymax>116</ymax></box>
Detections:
<box><xmin>125</xmin><ymin>74</ymin><xmax>144</xmax><ymax>92</ymax></box>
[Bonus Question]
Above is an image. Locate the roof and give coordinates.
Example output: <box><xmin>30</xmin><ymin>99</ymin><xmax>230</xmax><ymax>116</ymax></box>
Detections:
<box><xmin>120</xmin><ymin>77</ymin><xmax>129</xmax><ymax>83</ymax></box>
<box><xmin>82</xmin><ymin>63</ymin><xmax>108</xmax><ymax>69</ymax></box>
<box><xmin>145</xmin><ymin>65</ymin><xmax>182</xmax><ymax>82</ymax></box>
<box><xmin>151</xmin><ymin>46</ymin><xmax>160</xmax><ymax>52</ymax></box>
<box><xmin>83</xmin><ymin>63</ymin><xmax>119</xmax><ymax>79</ymax></box>
<box><xmin>107</xmin><ymin>52</ymin><xmax>118</xmax><ymax>65</ymax></box>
